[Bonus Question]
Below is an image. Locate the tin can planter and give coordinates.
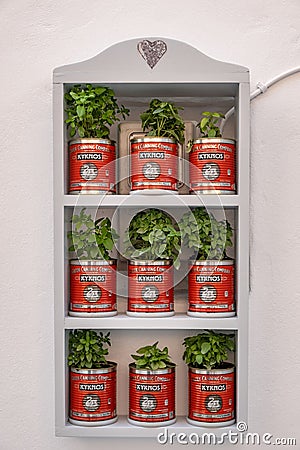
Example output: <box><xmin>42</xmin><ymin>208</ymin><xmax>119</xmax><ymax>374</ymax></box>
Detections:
<box><xmin>189</xmin><ymin>138</ymin><xmax>236</xmax><ymax>194</ymax></box>
<box><xmin>130</xmin><ymin>137</ymin><xmax>178</xmax><ymax>192</ymax></box>
<box><xmin>69</xmin><ymin>139</ymin><xmax>116</xmax><ymax>194</ymax></box>
<box><xmin>188</xmin><ymin>260</ymin><xmax>235</xmax><ymax>317</ymax></box>
<box><xmin>69</xmin><ymin>260</ymin><xmax>117</xmax><ymax>317</ymax></box>
<box><xmin>187</xmin><ymin>363</ymin><xmax>235</xmax><ymax>427</ymax></box>
<box><xmin>128</xmin><ymin>363</ymin><xmax>176</xmax><ymax>427</ymax></box>
<box><xmin>69</xmin><ymin>363</ymin><xmax>117</xmax><ymax>426</ymax></box>
<box><xmin>127</xmin><ymin>260</ymin><xmax>174</xmax><ymax>317</ymax></box>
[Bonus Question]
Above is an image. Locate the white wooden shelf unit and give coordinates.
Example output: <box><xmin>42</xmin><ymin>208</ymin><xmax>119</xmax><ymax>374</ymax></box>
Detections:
<box><xmin>53</xmin><ymin>37</ymin><xmax>249</xmax><ymax>438</ymax></box>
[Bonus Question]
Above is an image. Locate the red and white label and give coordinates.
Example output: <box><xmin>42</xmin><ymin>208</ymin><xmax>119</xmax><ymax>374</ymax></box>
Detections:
<box><xmin>70</xmin><ymin>368</ymin><xmax>117</xmax><ymax>423</ymax></box>
<box><xmin>131</xmin><ymin>141</ymin><xmax>178</xmax><ymax>191</ymax></box>
<box><xmin>190</xmin><ymin>141</ymin><xmax>235</xmax><ymax>193</ymax></box>
<box><xmin>188</xmin><ymin>262</ymin><xmax>235</xmax><ymax>313</ymax></box>
<box><xmin>70</xmin><ymin>262</ymin><xmax>116</xmax><ymax>313</ymax></box>
<box><xmin>69</xmin><ymin>141</ymin><xmax>115</xmax><ymax>193</ymax></box>
<box><xmin>128</xmin><ymin>263</ymin><xmax>174</xmax><ymax>313</ymax></box>
<box><xmin>129</xmin><ymin>369</ymin><xmax>175</xmax><ymax>423</ymax></box>
<box><xmin>189</xmin><ymin>368</ymin><xmax>235</xmax><ymax>424</ymax></box>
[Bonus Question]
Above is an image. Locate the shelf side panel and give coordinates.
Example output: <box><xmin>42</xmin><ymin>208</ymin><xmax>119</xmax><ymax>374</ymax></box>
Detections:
<box><xmin>53</xmin><ymin>83</ymin><xmax>68</xmax><ymax>431</ymax></box>
<box><xmin>235</xmin><ymin>82</ymin><xmax>250</xmax><ymax>424</ymax></box>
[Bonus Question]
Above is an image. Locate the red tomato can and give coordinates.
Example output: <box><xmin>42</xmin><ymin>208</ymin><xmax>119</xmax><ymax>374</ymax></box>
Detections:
<box><xmin>130</xmin><ymin>137</ymin><xmax>178</xmax><ymax>191</ymax></box>
<box><xmin>69</xmin><ymin>363</ymin><xmax>117</xmax><ymax>426</ymax></box>
<box><xmin>188</xmin><ymin>260</ymin><xmax>235</xmax><ymax>317</ymax></box>
<box><xmin>127</xmin><ymin>260</ymin><xmax>174</xmax><ymax>316</ymax></box>
<box><xmin>70</xmin><ymin>260</ymin><xmax>117</xmax><ymax>317</ymax></box>
<box><xmin>189</xmin><ymin>139</ymin><xmax>236</xmax><ymax>194</ymax></box>
<box><xmin>69</xmin><ymin>139</ymin><xmax>116</xmax><ymax>194</ymax></box>
<box><xmin>187</xmin><ymin>364</ymin><xmax>235</xmax><ymax>427</ymax></box>
<box><xmin>128</xmin><ymin>363</ymin><xmax>176</xmax><ymax>427</ymax></box>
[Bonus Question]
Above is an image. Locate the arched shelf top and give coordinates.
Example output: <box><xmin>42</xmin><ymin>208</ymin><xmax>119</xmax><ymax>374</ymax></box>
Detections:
<box><xmin>53</xmin><ymin>37</ymin><xmax>249</xmax><ymax>85</ymax></box>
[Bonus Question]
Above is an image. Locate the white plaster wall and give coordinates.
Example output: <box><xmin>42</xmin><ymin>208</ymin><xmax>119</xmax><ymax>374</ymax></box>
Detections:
<box><xmin>1</xmin><ymin>0</ymin><xmax>300</xmax><ymax>449</ymax></box>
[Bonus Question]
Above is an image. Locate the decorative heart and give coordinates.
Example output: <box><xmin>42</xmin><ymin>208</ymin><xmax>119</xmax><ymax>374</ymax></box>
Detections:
<box><xmin>137</xmin><ymin>40</ymin><xmax>167</xmax><ymax>69</ymax></box>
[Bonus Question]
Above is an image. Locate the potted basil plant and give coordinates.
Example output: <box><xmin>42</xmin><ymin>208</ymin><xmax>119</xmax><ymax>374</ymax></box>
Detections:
<box><xmin>183</xmin><ymin>331</ymin><xmax>235</xmax><ymax>427</ymax></box>
<box><xmin>179</xmin><ymin>207</ymin><xmax>234</xmax><ymax>317</ymax></box>
<box><xmin>128</xmin><ymin>342</ymin><xmax>176</xmax><ymax>427</ymax></box>
<box><xmin>123</xmin><ymin>208</ymin><xmax>181</xmax><ymax>316</ymax></box>
<box><xmin>187</xmin><ymin>111</ymin><xmax>236</xmax><ymax>194</ymax></box>
<box><xmin>130</xmin><ymin>99</ymin><xmax>185</xmax><ymax>192</ymax></box>
<box><xmin>68</xmin><ymin>330</ymin><xmax>117</xmax><ymax>426</ymax></box>
<box><xmin>65</xmin><ymin>84</ymin><xmax>129</xmax><ymax>194</ymax></box>
<box><xmin>68</xmin><ymin>208</ymin><xmax>119</xmax><ymax>317</ymax></box>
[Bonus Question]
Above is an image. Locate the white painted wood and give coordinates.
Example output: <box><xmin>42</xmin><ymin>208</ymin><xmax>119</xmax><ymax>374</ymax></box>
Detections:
<box><xmin>53</xmin><ymin>83</ymin><xmax>69</xmax><ymax>430</ymax></box>
<box><xmin>53</xmin><ymin>37</ymin><xmax>250</xmax><ymax>437</ymax></box>
<box><xmin>63</xmin><ymin>194</ymin><xmax>241</xmax><ymax>207</ymax></box>
<box><xmin>235</xmin><ymin>82</ymin><xmax>250</xmax><ymax>423</ymax></box>
<box><xmin>64</xmin><ymin>314</ymin><xmax>240</xmax><ymax>330</ymax></box>
<box><xmin>56</xmin><ymin>416</ymin><xmax>239</xmax><ymax>438</ymax></box>
<box><xmin>53</xmin><ymin>38</ymin><xmax>248</xmax><ymax>85</ymax></box>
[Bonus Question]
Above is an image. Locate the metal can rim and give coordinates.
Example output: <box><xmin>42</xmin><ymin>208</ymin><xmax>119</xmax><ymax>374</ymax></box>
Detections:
<box><xmin>192</xmin><ymin>138</ymin><xmax>235</xmax><ymax>146</ymax></box>
<box><xmin>130</xmin><ymin>136</ymin><xmax>177</xmax><ymax>144</ymax></box>
<box><xmin>69</xmin><ymin>138</ymin><xmax>115</xmax><ymax>145</ymax></box>
<box><xmin>189</xmin><ymin>362</ymin><xmax>235</xmax><ymax>375</ymax></box>
<box><xmin>129</xmin><ymin>259</ymin><xmax>173</xmax><ymax>266</ymax></box>
<box><xmin>71</xmin><ymin>361</ymin><xmax>117</xmax><ymax>374</ymax></box>
<box><xmin>190</xmin><ymin>259</ymin><xmax>234</xmax><ymax>266</ymax></box>
<box><xmin>129</xmin><ymin>362</ymin><xmax>176</xmax><ymax>374</ymax></box>
<box><xmin>70</xmin><ymin>259</ymin><xmax>116</xmax><ymax>266</ymax></box>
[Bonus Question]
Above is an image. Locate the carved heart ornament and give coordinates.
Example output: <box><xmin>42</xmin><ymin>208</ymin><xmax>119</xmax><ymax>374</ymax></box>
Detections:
<box><xmin>137</xmin><ymin>40</ymin><xmax>167</xmax><ymax>69</ymax></box>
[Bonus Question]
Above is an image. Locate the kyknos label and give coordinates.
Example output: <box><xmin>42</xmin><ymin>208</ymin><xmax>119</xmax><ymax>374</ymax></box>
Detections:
<box><xmin>136</xmin><ymin>384</ymin><xmax>162</xmax><ymax>391</ymax></box>
<box><xmin>196</xmin><ymin>275</ymin><xmax>221</xmax><ymax>283</ymax></box>
<box><xmin>79</xmin><ymin>383</ymin><xmax>105</xmax><ymax>391</ymax></box>
<box><xmin>77</xmin><ymin>153</ymin><xmax>103</xmax><ymax>160</ymax></box>
<box><xmin>80</xmin><ymin>275</ymin><xmax>106</xmax><ymax>282</ymax></box>
<box><xmin>139</xmin><ymin>152</ymin><xmax>165</xmax><ymax>159</ymax></box>
<box><xmin>137</xmin><ymin>275</ymin><xmax>163</xmax><ymax>282</ymax></box>
<box><xmin>198</xmin><ymin>153</ymin><xmax>224</xmax><ymax>160</ymax></box>
<box><xmin>201</xmin><ymin>384</ymin><xmax>226</xmax><ymax>392</ymax></box>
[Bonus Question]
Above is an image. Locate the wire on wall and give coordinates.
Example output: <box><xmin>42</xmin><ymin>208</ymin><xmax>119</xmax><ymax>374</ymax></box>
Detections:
<box><xmin>220</xmin><ymin>66</ymin><xmax>300</xmax><ymax>132</ymax></box>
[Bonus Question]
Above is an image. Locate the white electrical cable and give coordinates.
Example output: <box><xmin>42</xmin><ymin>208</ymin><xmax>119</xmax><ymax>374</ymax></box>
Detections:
<box><xmin>220</xmin><ymin>66</ymin><xmax>300</xmax><ymax>133</ymax></box>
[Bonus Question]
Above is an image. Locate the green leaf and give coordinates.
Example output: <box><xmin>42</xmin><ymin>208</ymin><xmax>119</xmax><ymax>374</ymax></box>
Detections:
<box><xmin>76</xmin><ymin>105</ymin><xmax>85</xmax><ymax>118</ymax></box>
<box><xmin>173</xmin><ymin>258</ymin><xmax>180</xmax><ymax>270</ymax></box>
<box><xmin>195</xmin><ymin>111</ymin><xmax>223</xmax><ymax>139</ymax></box>
<box><xmin>201</xmin><ymin>342</ymin><xmax>211</xmax><ymax>354</ymax></box>
<box><xmin>200</xmin><ymin>118</ymin><xmax>209</xmax><ymax>130</ymax></box>
<box><xmin>123</xmin><ymin>208</ymin><xmax>181</xmax><ymax>268</ymax></box>
<box><xmin>208</xmin><ymin>129</ymin><xmax>217</xmax><ymax>138</ymax></box>
<box><xmin>212</xmin><ymin>112</ymin><xmax>225</xmax><ymax>118</ymax></box>
<box><xmin>90</xmin><ymin>247</ymin><xmax>98</xmax><ymax>259</ymax></box>
<box><xmin>140</xmin><ymin>99</ymin><xmax>185</xmax><ymax>143</ymax></box>
<box><xmin>103</xmin><ymin>238</ymin><xmax>114</xmax><ymax>250</ymax></box>
<box><xmin>158</xmin><ymin>361</ymin><xmax>167</xmax><ymax>369</ymax></box>
<box><xmin>70</xmin><ymin>92</ymin><xmax>79</xmax><ymax>100</ymax></box>
<box><xmin>158</xmin><ymin>244</ymin><xmax>165</xmax><ymax>254</ymax></box>
<box><xmin>196</xmin><ymin>354</ymin><xmax>203</xmax><ymax>365</ymax></box>
<box><xmin>183</xmin><ymin>331</ymin><xmax>235</xmax><ymax>370</ymax></box>
<box><xmin>132</xmin><ymin>342</ymin><xmax>172</xmax><ymax>370</ymax></box>
<box><xmin>136</xmin><ymin>346</ymin><xmax>151</xmax><ymax>354</ymax></box>
<box><xmin>68</xmin><ymin>330</ymin><xmax>111</xmax><ymax>369</ymax></box>
<box><xmin>95</xmin><ymin>87</ymin><xmax>106</xmax><ymax>95</ymax></box>
<box><xmin>64</xmin><ymin>84</ymin><xmax>130</xmax><ymax>139</ymax></box>
<box><xmin>78</xmin><ymin>126</ymin><xmax>85</xmax><ymax>138</ymax></box>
